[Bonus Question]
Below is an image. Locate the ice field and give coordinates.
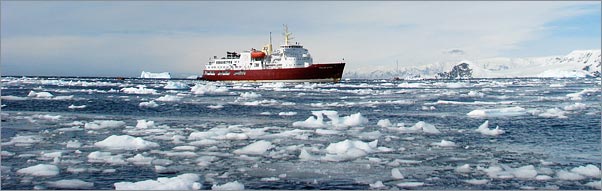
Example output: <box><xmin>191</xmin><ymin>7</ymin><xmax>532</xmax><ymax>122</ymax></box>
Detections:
<box><xmin>1</xmin><ymin>76</ymin><xmax>601</xmax><ymax>190</ymax></box>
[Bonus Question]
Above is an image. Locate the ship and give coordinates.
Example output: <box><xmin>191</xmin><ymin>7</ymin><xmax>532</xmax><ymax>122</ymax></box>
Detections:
<box><xmin>201</xmin><ymin>25</ymin><xmax>345</xmax><ymax>82</ymax></box>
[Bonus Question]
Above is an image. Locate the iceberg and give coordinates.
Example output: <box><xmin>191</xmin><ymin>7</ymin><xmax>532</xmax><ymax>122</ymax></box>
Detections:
<box><xmin>140</xmin><ymin>71</ymin><xmax>171</xmax><ymax>79</ymax></box>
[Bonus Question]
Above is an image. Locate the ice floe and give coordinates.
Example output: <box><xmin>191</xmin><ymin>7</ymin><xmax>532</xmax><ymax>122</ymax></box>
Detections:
<box><xmin>17</xmin><ymin>164</ymin><xmax>59</xmax><ymax>176</ymax></box>
<box><xmin>121</xmin><ymin>85</ymin><xmax>158</xmax><ymax>94</ymax></box>
<box><xmin>68</xmin><ymin>104</ymin><xmax>86</xmax><ymax>109</ymax></box>
<box><xmin>114</xmin><ymin>173</ymin><xmax>201</xmax><ymax>190</ymax></box>
<box><xmin>563</xmin><ymin>103</ymin><xmax>587</xmax><ymax>111</ymax></box>
<box><xmin>566</xmin><ymin>88</ymin><xmax>599</xmax><ymax>101</ymax></box>
<box><xmin>538</xmin><ymin>108</ymin><xmax>567</xmax><ymax>118</ymax></box>
<box><xmin>191</xmin><ymin>83</ymin><xmax>228</xmax><ymax>95</ymax></box>
<box><xmin>322</xmin><ymin>139</ymin><xmax>378</xmax><ymax>161</ymax></box>
<box><xmin>455</xmin><ymin>164</ymin><xmax>472</xmax><ymax>173</ymax></box>
<box><xmin>28</xmin><ymin>90</ymin><xmax>54</xmax><ymax>98</ymax></box>
<box><xmin>475</xmin><ymin>120</ymin><xmax>505</xmax><ymax>136</ymax></box>
<box><xmin>278</xmin><ymin>111</ymin><xmax>297</xmax><ymax>116</ymax></box>
<box><xmin>46</xmin><ymin>179</ymin><xmax>94</xmax><ymax>189</ymax></box>
<box><xmin>467</xmin><ymin>106</ymin><xmax>527</xmax><ymax>118</ymax></box>
<box><xmin>84</xmin><ymin>120</ymin><xmax>126</xmax><ymax>130</ymax></box>
<box><xmin>164</xmin><ymin>81</ymin><xmax>189</xmax><ymax>89</ymax></box>
<box><xmin>155</xmin><ymin>95</ymin><xmax>182</xmax><ymax>102</ymax></box>
<box><xmin>139</xmin><ymin>100</ymin><xmax>159</xmax><ymax>108</ymax></box>
<box><xmin>233</xmin><ymin>140</ymin><xmax>273</xmax><ymax>155</ymax></box>
<box><xmin>431</xmin><ymin>140</ymin><xmax>457</xmax><ymax>147</ymax></box>
<box><xmin>211</xmin><ymin>181</ymin><xmax>245</xmax><ymax>190</ymax></box>
<box><xmin>87</xmin><ymin>151</ymin><xmax>127</xmax><ymax>165</ymax></box>
<box><xmin>292</xmin><ymin>110</ymin><xmax>368</xmax><ymax>128</ymax></box>
<box><xmin>95</xmin><ymin>135</ymin><xmax>159</xmax><ymax>150</ymax></box>
<box><xmin>570</xmin><ymin>164</ymin><xmax>601</xmax><ymax>178</ymax></box>
<box><xmin>396</xmin><ymin>182</ymin><xmax>424</xmax><ymax>188</ymax></box>
<box><xmin>391</xmin><ymin>168</ymin><xmax>405</xmax><ymax>179</ymax></box>
<box><xmin>239</xmin><ymin>92</ymin><xmax>262</xmax><ymax>99</ymax></box>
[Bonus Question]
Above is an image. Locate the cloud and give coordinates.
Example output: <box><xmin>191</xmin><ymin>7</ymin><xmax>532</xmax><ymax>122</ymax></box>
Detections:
<box><xmin>1</xmin><ymin>1</ymin><xmax>600</xmax><ymax>76</ymax></box>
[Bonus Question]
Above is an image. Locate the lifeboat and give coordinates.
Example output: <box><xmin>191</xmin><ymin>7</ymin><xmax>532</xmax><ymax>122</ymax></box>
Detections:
<box><xmin>251</xmin><ymin>51</ymin><xmax>266</xmax><ymax>59</ymax></box>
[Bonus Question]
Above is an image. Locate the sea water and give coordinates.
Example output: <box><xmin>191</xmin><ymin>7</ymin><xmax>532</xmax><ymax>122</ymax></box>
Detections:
<box><xmin>1</xmin><ymin>76</ymin><xmax>600</xmax><ymax>190</ymax></box>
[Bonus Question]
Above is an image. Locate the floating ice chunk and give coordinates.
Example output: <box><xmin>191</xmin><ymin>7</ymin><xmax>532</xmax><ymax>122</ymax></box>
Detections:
<box><xmin>455</xmin><ymin>164</ymin><xmax>472</xmax><ymax>173</ymax></box>
<box><xmin>570</xmin><ymin>164</ymin><xmax>601</xmax><ymax>178</ymax></box>
<box><xmin>421</xmin><ymin>106</ymin><xmax>436</xmax><ymax>110</ymax></box>
<box><xmin>207</xmin><ymin>104</ymin><xmax>224</xmax><ymax>109</ymax></box>
<box><xmin>463</xmin><ymin>179</ymin><xmax>489</xmax><ymax>185</ymax></box>
<box><xmin>315</xmin><ymin>129</ymin><xmax>340</xmax><ymax>135</ymax></box>
<box><xmin>68</xmin><ymin>104</ymin><xmax>86</xmax><ymax>109</ymax></box>
<box><xmin>84</xmin><ymin>120</ymin><xmax>126</xmax><ymax>130</ymax></box>
<box><xmin>391</xmin><ymin>168</ymin><xmax>404</xmax><ymax>179</ymax></box>
<box><xmin>377</xmin><ymin>119</ymin><xmax>392</xmax><ymax>128</ymax></box>
<box><xmin>135</xmin><ymin>119</ymin><xmax>156</xmax><ymax>129</ymax></box>
<box><xmin>549</xmin><ymin>83</ymin><xmax>565</xmax><ymax>88</ymax></box>
<box><xmin>556</xmin><ymin>170</ymin><xmax>586</xmax><ymax>180</ymax></box>
<box><xmin>585</xmin><ymin>181</ymin><xmax>602</xmax><ymax>190</ymax></box>
<box><xmin>164</xmin><ymin>81</ymin><xmax>189</xmax><ymax>89</ymax></box>
<box><xmin>1</xmin><ymin>151</ymin><xmax>15</xmax><ymax>157</ymax></box>
<box><xmin>115</xmin><ymin>173</ymin><xmax>201</xmax><ymax>190</ymax></box>
<box><xmin>512</xmin><ymin>165</ymin><xmax>538</xmax><ymax>179</ymax></box>
<box><xmin>563</xmin><ymin>103</ymin><xmax>587</xmax><ymax>111</ymax></box>
<box><xmin>94</xmin><ymin>135</ymin><xmax>159</xmax><ymax>150</ymax></box>
<box><xmin>1</xmin><ymin>95</ymin><xmax>28</xmax><ymax>100</ymax></box>
<box><xmin>467</xmin><ymin>106</ymin><xmax>527</xmax><ymax>118</ymax></box>
<box><xmin>33</xmin><ymin>114</ymin><xmax>62</xmax><ymax>121</ymax></box>
<box><xmin>121</xmin><ymin>86</ymin><xmax>158</xmax><ymax>94</ymax></box>
<box><xmin>47</xmin><ymin>179</ymin><xmax>94</xmax><ymax>189</ymax></box>
<box><xmin>535</xmin><ymin>175</ymin><xmax>552</xmax><ymax>181</ymax></box>
<box><xmin>369</xmin><ymin>181</ymin><xmax>387</xmax><ymax>189</ymax></box>
<box><xmin>466</xmin><ymin>91</ymin><xmax>485</xmax><ymax>97</ymax></box>
<box><xmin>292</xmin><ymin>110</ymin><xmax>368</xmax><ymax>128</ymax></box>
<box><xmin>156</xmin><ymin>95</ymin><xmax>182</xmax><ymax>102</ymax></box>
<box><xmin>396</xmin><ymin>182</ymin><xmax>424</xmax><ymax>188</ymax></box>
<box><xmin>173</xmin><ymin>146</ymin><xmax>197</xmax><ymax>151</ymax></box>
<box><xmin>233</xmin><ymin>140</ymin><xmax>273</xmax><ymax>155</ymax></box>
<box><xmin>278</xmin><ymin>112</ymin><xmax>297</xmax><ymax>116</ymax></box>
<box><xmin>566</xmin><ymin>88</ymin><xmax>598</xmax><ymax>101</ymax></box>
<box><xmin>4</xmin><ymin>135</ymin><xmax>42</xmax><ymax>146</ymax></box>
<box><xmin>211</xmin><ymin>181</ymin><xmax>244</xmax><ymax>190</ymax></box>
<box><xmin>431</xmin><ymin>140</ymin><xmax>457</xmax><ymax>147</ymax></box>
<box><xmin>191</xmin><ymin>83</ymin><xmax>228</xmax><ymax>95</ymax></box>
<box><xmin>259</xmin><ymin>112</ymin><xmax>271</xmax><ymax>115</ymax></box>
<box><xmin>538</xmin><ymin>108</ymin><xmax>567</xmax><ymax>119</ymax></box>
<box><xmin>17</xmin><ymin>164</ymin><xmax>59</xmax><ymax>176</ymax></box>
<box><xmin>413</xmin><ymin>121</ymin><xmax>441</xmax><ymax>134</ymax></box>
<box><xmin>126</xmin><ymin>154</ymin><xmax>154</xmax><ymax>165</ymax></box>
<box><xmin>298</xmin><ymin>149</ymin><xmax>318</xmax><ymax>161</ymax></box>
<box><xmin>476</xmin><ymin>120</ymin><xmax>505</xmax><ymax>136</ymax></box>
<box><xmin>28</xmin><ymin>90</ymin><xmax>53</xmax><ymax>98</ymax></box>
<box><xmin>239</xmin><ymin>92</ymin><xmax>262</xmax><ymax>99</ymax></box>
<box><xmin>322</xmin><ymin>139</ymin><xmax>378</xmax><ymax>161</ymax></box>
<box><xmin>139</xmin><ymin>101</ymin><xmax>159</xmax><ymax>108</ymax></box>
<box><xmin>87</xmin><ymin>151</ymin><xmax>126</xmax><ymax>165</ymax></box>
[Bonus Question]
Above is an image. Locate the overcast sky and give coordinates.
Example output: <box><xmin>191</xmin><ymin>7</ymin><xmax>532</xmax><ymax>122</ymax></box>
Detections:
<box><xmin>2</xmin><ymin>1</ymin><xmax>600</xmax><ymax>77</ymax></box>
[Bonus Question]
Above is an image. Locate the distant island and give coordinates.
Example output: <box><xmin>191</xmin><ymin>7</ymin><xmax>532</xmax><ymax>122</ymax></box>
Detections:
<box><xmin>344</xmin><ymin>49</ymin><xmax>601</xmax><ymax>79</ymax></box>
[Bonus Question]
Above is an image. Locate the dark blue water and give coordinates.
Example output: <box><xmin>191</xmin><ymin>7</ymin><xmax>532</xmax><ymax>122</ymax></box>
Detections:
<box><xmin>1</xmin><ymin>76</ymin><xmax>600</xmax><ymax>190</ymax></box>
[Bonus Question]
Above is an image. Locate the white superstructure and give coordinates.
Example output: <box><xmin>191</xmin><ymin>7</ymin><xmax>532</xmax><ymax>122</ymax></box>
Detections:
<box><xmin>204</xmin><ymin>25</ymin><xmax>314</xmax><ymax>72</ymax></box>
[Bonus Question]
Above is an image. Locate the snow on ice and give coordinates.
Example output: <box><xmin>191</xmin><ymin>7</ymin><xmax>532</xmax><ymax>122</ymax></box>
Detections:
<box><xmin>467</xmin><ymin>106</ymin><xmax>527</xmax><ymax>118</ymax></box>
<box><xmin>46</xmin><ymin>179</ymin><xmax>94</xmax><ymax>189</ymax></box>
<box><xmin>191</xmin><ymin>83</ymin><xmax>229</xmax><ymax>95</ymax></box>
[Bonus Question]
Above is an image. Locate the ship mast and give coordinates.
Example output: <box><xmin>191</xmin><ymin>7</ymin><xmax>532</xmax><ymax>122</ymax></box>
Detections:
<box><xmin>269</xmin><ymin>32</ymin><xmax>273</xmax><ymax>55</ymax></box>
<box><xmin>283</xmin><ymin>24</ymin><xmax>293</xmax><ymax>45</ymax></box>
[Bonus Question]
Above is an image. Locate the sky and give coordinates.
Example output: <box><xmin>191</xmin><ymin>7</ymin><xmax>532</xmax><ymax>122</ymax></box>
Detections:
<box><xmin>1</xmin><ymin>1</ymin><xmax>600</xmax><ymax>77</ymax></box>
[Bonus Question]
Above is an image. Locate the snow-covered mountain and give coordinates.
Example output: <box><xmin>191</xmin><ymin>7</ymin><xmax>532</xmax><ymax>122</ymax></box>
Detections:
<box><xmin>344</xmin><ymin>49</ymin><xmax>601</xmax><ymax>79</ymax></box>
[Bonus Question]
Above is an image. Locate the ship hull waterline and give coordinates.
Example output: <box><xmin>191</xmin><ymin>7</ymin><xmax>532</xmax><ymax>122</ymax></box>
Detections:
<box><xmin>201</xmin><ymin>63</ymin><xmax>345</xmax><ymax>82</ymax></box>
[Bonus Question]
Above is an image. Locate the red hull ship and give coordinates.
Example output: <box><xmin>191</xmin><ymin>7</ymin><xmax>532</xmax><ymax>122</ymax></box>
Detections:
<box><xmin>201</xmin><ymin>25</ymin><xmax>345</xmax><ymax>82</ymax></box>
